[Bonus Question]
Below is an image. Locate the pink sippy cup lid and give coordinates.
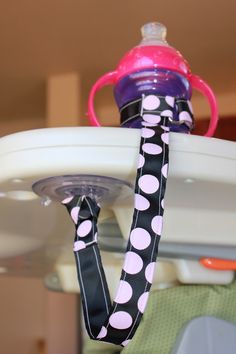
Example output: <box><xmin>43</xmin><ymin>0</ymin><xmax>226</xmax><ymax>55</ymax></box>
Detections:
<box><xmin>114</xmin><ymin>22</ymin><xmax>191</xmax><ymax>82</ymax></box>
<box><xmin>88</xmin><ymin>22</ymin><xmax>218</xmax><ymax>137</ymax></box>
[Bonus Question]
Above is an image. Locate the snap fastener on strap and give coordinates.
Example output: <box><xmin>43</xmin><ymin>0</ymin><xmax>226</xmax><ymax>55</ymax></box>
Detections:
<box><xmin>62</xmin><ymin>94</ymin><xmax>193</xmax><ymax>346</ymax></box>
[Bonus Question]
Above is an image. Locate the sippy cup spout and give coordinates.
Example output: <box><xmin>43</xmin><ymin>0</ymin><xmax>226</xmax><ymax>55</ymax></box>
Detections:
<box><xmin>140</xmin><ymin>22</ymin><xmax>168</xmax><ymax>46</ymax></box>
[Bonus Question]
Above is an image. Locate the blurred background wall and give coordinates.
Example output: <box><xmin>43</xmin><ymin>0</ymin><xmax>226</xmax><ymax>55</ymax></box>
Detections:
<box><xmin>0</xmin><ymin>1</ymin><xmax>235</xmax><ymax>353</ymax></box>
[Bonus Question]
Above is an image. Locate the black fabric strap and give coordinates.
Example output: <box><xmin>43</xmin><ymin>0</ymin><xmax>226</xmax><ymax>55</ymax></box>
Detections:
<box><xmin>120</xmin><ymin>96</ymin><xmax>194</xmax><ymax>131</ymax></box>
<box><xmin>62</xmin><ymin>94</ymin><xmax>193</xmax><ymax>346</ymax></box>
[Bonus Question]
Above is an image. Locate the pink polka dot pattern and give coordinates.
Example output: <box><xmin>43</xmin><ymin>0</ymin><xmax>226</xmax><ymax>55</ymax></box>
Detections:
<box><xmin>114</xmin><ymin>280</ymin><xmax>133</xmax><ymax>304</ymax></box>
<box><xmin>138</xmin><ymin>174</ymin><xmax>159</xmax><ymax>194</ymax></box>
<box><xmin>97</xmin><ymin>326</ymin><xmax>107</xmax><ymax>339</ymax></box>
<box><xmin>179</xmin><ymin>111</ymin><xmax>192</xmax><ymax>123</ymax></box>
<box><xmin>151</xmin><ymin>215</ymin><xmax>163</xmax><ymax>235</ymax></box>
<box><xmin>142</xmin><ymin>121</ymin><xmax>158</xmax><ymax>127</ymax></box>
<box><xmin>161</xmin><ymin>125</ymin><xmax>171</xmax><ymax>131</ymax></box>
<box><xmin>62</xmin><ymin>196</ymin><xmax>73</xmax><ymax>204</ymax></box>
<box><xmin>138</xmin><ymin>292</ymin><xmax>149</xmax><ymax>313</ymax></box>
<box><xmin>130</xmin><ymin>227</ymin><xmax>151</xmax><ymax>250</ymax></box>
<box><xmin>123</xmin><ymin>251</ymin><xmax>143</xmax><ymax>274</ymax></box>
<box><xmin>142</xmin><ymin>143</ymin><xmax>162</xmax><ymax>155</ymax></box>
<box><xmin>73</xmin><ymin>240</ymin><xmax>86</xmax><ymax>251</ymax></box>
<box><xmin>135</xmin><ymin>194</ymin><xmax>150</xmax><ymax>211</ymax></box>
<box><xmin>161</xmin><ymin>132</ymin><xmax>169</xmax><ymax>145</ymax></box>
<box><xmin>143</xmin><ymin>114</ymin><xmax>161</xmax><ymax>124</ymax></box>
<box><xmin>77</xmin><ymin>220</ymin><xmax>92</xmax><ymax>237</ymax></box>
<box><xmin>161</xmin><ymin>163</ymin><xmax>168</xmax><ymax>178</ymax></box>
<box><xmin>70</xmin><ymin>206</ymin><xmax>80</xmax><ymax>224</ymax></box>
<box><xmin>161</xmin><ymin>198</ymin><xmax>165</xmax><ymax>209</ymax></box>
<box><xmin>145</xmin><ymin>262</ymin><xmax>156</xmax><ymax>283</ymax></box>
<box><xmin>138</xmin><ymin>154</ymin><xmax>145</xmax><ymax>169</ymax></box>
<box><xmin>165</xmin><ymin>96</ymin><xmax>175</xmax><ymax>107</ymax></box>
<box><xmin>142</xmin><ymin>95</ymin><xmax>160</xmax><ymax>110</ymax></box>
<box><xmin>109</xmin><ymin>311</ymin><xmax>133</xmax><ymax>330</ymax></box>
<box><xmin>161</xmin><ymin>109</ymin><xmax>173</xmax><ymax>118</ymax></box>
<box><xmin>141</xmin><ymin>127</ymin><xmax>155</xmax><ymax>138</ymax></box>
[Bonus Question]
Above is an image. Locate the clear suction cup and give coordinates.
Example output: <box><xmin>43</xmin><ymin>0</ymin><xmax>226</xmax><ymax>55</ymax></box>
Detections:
<box><xmin>32</xmin><ymin>175</ymin><xmax>134</xmax><ymax>207</ymax></box>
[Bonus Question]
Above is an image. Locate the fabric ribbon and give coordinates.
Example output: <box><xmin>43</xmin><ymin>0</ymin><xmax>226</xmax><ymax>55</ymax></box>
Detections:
<box><xmin>62</xmin><ymin>94</ymin><xmax>194</xmax><ymax>346</ymax></box>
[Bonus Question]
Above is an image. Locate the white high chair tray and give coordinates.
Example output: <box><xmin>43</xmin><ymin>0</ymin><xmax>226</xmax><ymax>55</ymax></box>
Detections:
<box><xmin>0</xmin><ymin>127</ymin><xmax>235</xmax><ymax>280</ymax></box>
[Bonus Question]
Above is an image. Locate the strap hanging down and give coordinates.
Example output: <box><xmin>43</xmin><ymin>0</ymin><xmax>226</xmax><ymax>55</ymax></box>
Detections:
<box><xmin>62</xmin><ymin>94</ymin><xmax>194</xmax><ymax>346</ymax></box>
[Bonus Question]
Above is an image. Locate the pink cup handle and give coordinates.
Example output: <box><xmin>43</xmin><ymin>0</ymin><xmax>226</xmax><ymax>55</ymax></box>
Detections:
<box><xmin>88</xmin><ymin>71</ymin><xmax>219</xmax><ymax>135</ymax></box>
<box><xmin>88</xmin><ymin>71</ymin><xmax>117</xmax><ymax>126</ymax></box>
<box><xmin>190</xmin><ymin>74</ymin><xmax>219</xmax><ymax>137</ymax></box>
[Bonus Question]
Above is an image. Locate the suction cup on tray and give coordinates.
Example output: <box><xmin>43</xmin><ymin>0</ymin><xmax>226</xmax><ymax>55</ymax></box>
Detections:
<box><xmin>32</xmin><ymin>174</ymin><xmax>134</xmax><ymax>207</ymax></box>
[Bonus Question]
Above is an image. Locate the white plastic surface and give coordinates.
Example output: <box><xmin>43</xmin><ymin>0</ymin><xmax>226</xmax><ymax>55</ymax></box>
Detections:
<box><xmin>56</xmin><ymin>257</ymin><xmax>178</xmax><ymax>294</ymax></box>
<box><xmin>173</xmin><ymin>259</ymin><xmax>234</xmax><ymax>285</ymax></box>
<box><xmin>0</xmin><ymin>127</ymin><xmax>235</xmax><ymax>286</ymax></box>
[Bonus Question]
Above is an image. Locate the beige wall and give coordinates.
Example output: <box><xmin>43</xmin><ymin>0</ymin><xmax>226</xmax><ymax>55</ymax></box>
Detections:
<box><xmin>0</xmin><ymin>276</ymin><xmax>79</xmax><ymax>354</ymax></box>
<box><xmin>47</xmin><ymin>291</ymin><xmax>78</xmax><ymax>354</ymax></box>
<box><xmin>0</xmin><ymin>117</ymin><xmax>45</xmax><ymax>136</ymax></box>
<box><xmin>0</xmin><ymin>75</ymin><xmax>80</xmax><ymax>354</ymax></box>
<box><xmin>0</xmin><ymin>277</ymin><xmax>47</xmax><ymax>354</ymax></box>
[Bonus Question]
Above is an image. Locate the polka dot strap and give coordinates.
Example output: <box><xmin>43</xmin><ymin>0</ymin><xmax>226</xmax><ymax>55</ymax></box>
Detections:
<box><xmin>62</xmin><ymin>94</ymin><xmax>193</xmax><ymax>346</ymax></box>
<box><xmin>62</xmin><ymin>195</ymin><xmax>112</xmax><ymax>338</ymax></box>
<box><xmin>120</xmin><ymin>95</ymin><xmax>194</xmax><ymax>131</ymax></box>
